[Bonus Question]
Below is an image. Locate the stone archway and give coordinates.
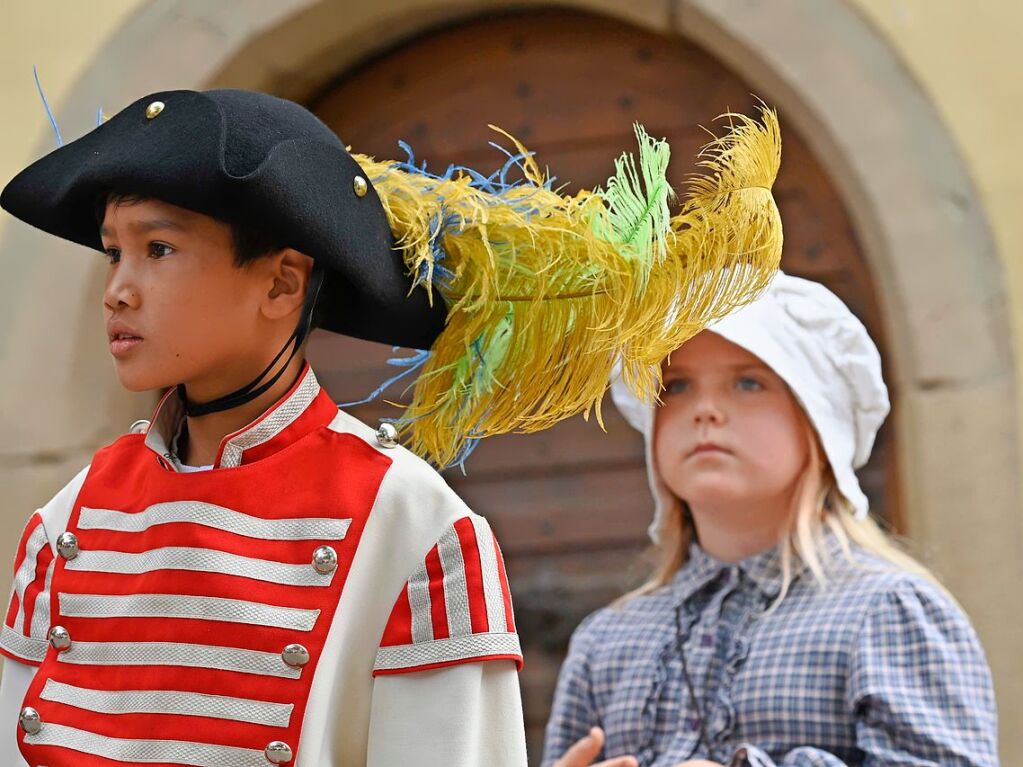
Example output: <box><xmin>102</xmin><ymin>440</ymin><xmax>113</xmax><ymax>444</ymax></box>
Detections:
<box><xmin>1</xmin><ymin>0</ymin><xmax>1016</xmax><ymax>752</ymax></box>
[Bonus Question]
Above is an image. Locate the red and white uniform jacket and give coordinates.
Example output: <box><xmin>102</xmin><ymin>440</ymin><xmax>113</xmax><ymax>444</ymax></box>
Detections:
<box><xmin>0</xmin><ymin>363</ymin><xmax>527</xmax><ymax>766</ymax></box>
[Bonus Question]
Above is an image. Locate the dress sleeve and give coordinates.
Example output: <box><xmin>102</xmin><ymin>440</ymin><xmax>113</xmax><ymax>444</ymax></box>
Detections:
<box><xmin>730</xmin><ymin>577</ymin><xmax>999</xmax><ymax>767</ymax></box>
<box><xmin>541</xmin><ymin>611</ymin><xmax>602</xmax><ymax>767</ymax></box>
<box><xmin>373</xmin><ymin>513</ymin><xmax>522</xmax><ymax>675</ymax></box>
<box><xmin>0</xmin><ymin>513</ymin><xmax>54</xmax><ymax>666</ymax></box>
<box><xmin>367</xmin><ymin>659</ymin><xmax>526</xmax><ymax>767</ymax></box>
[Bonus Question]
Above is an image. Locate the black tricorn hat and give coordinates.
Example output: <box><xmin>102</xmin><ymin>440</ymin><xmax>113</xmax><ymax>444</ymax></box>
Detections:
<box><xmin>0</xmin><ymin>88</ymin><xmax>447</xmax><ymax>349</ymax></box>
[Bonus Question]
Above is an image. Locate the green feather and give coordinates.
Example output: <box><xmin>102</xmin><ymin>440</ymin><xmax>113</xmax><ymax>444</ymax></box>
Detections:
<box><xmin>594</xmin><ymin>123</ymin><xmax>674</xmax><ymax>278</ymax></box>
<box><xmin>452</xmin><ymin>304</ymin><xmax>514</xmax><ymax>402</ymax></box>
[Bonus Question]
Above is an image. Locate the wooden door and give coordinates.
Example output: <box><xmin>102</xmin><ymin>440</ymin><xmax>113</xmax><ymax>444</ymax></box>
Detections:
<box><xmin>305</xmin><ymin>9</ymin><xmax>897</xmax><ymax>760</ymax></box>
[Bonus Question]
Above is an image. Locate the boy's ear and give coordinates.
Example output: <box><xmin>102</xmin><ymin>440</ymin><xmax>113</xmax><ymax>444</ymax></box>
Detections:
<box><xmin>264</xmin><ymin>248</ymin><xmax>314</xmax><ymax>319</ymax></box>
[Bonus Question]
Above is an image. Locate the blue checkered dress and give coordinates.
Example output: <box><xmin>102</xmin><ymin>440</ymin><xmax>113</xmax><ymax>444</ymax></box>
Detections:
<box><xmin>541</xmin><ymin>535</ymin><xmax>998</xmax><ymax>767</ymax></box>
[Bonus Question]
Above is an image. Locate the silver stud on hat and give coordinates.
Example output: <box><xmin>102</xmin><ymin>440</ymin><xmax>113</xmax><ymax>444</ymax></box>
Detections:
<box><xmin>145</xmin><ymin>101</ymin><xmax>165</xmax><ymax>119</ymax></box>
<box><xmin>353</xmin><ymin>175</ymin><xmax>368</xmax><ymax>198</ymax></box>
<box><xmin>311</xmin><ymin>545</ymin><xmax>338</xmax><ymax>575</ymax></box>
<box><xmin>376</xmin><ymin>422</ymin><xmax>399</xmax><ymax>449</ymax></box>
<box><xmin>264</xmin><ymin>740</ymin><xmax>293</xmax><ymax>764</ymax></box>
<box><xmin>18</xmin><ymin>707</ymin><xmax>41</xmax><ymax>735</ymax></box>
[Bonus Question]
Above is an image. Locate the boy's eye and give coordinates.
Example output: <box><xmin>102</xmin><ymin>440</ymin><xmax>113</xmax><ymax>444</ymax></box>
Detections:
<box><xmin>736</xmin><ymin>376</ymin><xmax>764</xmax><ymax>392</ymax></box>
<box><xmin>664</xmin><ymin>378</ymin><xmax>690</xmax><ymax>395</ymax></box>
<box><xmin>103</xmin><ymin>247</ymin><xmax>120</xmax><ymax>264</ymax></box>
<box><xmin>149</xmin><ymin>242</ymin><xmax>173</xmax><ymax>258</ymax></box>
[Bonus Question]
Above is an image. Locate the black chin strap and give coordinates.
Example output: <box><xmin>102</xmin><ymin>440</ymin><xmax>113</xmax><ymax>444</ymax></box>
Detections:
<box><xmin>177</xmin><ymin>262</ymin><xmax>326</xmax><ymax>418</ymax></box>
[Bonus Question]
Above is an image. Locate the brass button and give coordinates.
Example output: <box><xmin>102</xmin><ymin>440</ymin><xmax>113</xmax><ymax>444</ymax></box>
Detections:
<box><xmin>353</xmin><ymin>175</ymin><xmax>368</xmax><ymax>198</ymax></box>
<box><xmin>145</xmin><ymin>101</ymin><xmax>165</xmax><ymax>119</ymax></box>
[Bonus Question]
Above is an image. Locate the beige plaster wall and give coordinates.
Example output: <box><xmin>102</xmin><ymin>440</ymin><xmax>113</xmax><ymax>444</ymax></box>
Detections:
<box><xmin>849</xmin><ymin>0</ymin><xmax>1023</xmax><ymax>493</ymax></box>
<box><xmin>0</xmin><ymin>3</ymin><xmax>145</xmax><ymax>207</ymax></box>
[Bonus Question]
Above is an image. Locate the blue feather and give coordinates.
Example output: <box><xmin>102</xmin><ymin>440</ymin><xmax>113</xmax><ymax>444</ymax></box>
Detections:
<box><xmin>336</xmin><ymin>347</ymin><xmax>431</xmax><ymax>408</ymax></box>
<box><xmin>32</xmin><ymin>65</ymin><xmax>62</xmax><ymax>147</ymax></box>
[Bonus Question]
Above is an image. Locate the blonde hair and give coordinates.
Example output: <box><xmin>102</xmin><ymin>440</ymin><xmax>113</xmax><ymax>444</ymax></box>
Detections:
<box><xmin>620</xmin><ymin>410</ymin><xmax>937</xmax><ymax>607</ymax></box>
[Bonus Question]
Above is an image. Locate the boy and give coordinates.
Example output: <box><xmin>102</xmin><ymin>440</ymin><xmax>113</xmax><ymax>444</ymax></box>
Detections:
<box><xmin>0</xmin><ymin>89</ymin><xmax>525</xmax><ymax>767</ymax></box>
<box><xmin>0</xmin><ymin>89</ymin><xmax>782</xmax><ymax>766</ymax></box>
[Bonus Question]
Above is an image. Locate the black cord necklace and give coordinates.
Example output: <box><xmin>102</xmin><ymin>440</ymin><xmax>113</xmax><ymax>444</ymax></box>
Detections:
<box><xmin>674</xmin><ymin>602</ymin><xmax>712</xmax><ymax>756</ymax></box>
<box><xmin>177</xmin><ymin>261</ymin><xmax>326</xmax><ymax>417</ymax></box>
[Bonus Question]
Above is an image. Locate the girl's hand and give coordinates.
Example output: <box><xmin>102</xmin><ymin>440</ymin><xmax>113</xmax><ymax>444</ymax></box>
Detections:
<box><xmin>553</xmin><ymin>727</ymin><xmax>638</xmax><ymax>767</ymax></box>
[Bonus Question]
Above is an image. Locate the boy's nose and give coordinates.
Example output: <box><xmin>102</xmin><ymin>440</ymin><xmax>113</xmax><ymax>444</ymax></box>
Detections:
<box><xmin>103</xmin><ymin>271</ymin><xmax>141</xmax><ymax>310</ymax></box>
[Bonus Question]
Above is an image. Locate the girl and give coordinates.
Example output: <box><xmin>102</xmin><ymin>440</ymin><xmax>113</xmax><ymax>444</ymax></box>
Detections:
<box><xmin>542</xmin><ymin>272</ymin><xmax>998</xmax><ymax>767</ymax></box>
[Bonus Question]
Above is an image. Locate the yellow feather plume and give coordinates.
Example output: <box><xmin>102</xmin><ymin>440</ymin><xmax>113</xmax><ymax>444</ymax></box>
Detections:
<box><xmin>352</xmin><ymin>106</ymin><xmax>783</xmax><ymax>468</ymax></box>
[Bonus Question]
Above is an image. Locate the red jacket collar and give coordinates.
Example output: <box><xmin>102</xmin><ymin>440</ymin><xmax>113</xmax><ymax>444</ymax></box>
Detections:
<box><xmin>143</xmin><ymin>363</ymin><xmax>337</xmax><ymax>471</ymax></box>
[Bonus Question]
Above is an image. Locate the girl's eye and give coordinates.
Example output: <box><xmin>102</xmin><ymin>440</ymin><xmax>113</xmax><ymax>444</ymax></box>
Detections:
<box><xmin>149</xmin><ymin>242</ymin><xmax>173</xmax><ymax>258</ymax></box>
<box><xmin>664</xmin><ymin>379</ymin><xmax>690</xmax><ymax>395</ymax></box>
<box><xmin>103</xmin><ymin>247</ymin><xmax>120</xmax><ymax>264</ymax></box>
<box><xmin>736</xmin><ymin>376</ymin><xmax>764</xmax><ymax>392</ymax></box>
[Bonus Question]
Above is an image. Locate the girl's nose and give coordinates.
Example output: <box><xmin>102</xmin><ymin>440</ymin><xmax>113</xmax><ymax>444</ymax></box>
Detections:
<box><xmin>692</xmin><ymin>393</ymin><xmax>725</xmax><ymax>425</ymax></box>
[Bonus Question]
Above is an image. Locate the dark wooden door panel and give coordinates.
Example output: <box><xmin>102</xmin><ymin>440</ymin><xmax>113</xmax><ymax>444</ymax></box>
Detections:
<box><xmin>305</xmin><ymin>9</ymin><xmax>895</xmax><ymax>760</ymax></box>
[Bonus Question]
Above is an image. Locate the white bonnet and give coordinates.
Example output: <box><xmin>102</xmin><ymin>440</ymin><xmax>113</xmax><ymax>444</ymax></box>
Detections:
<box><xmin>611</xmin><ymin>272</ymin><xmax>890</xmax><ymax>543</ymax></box>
